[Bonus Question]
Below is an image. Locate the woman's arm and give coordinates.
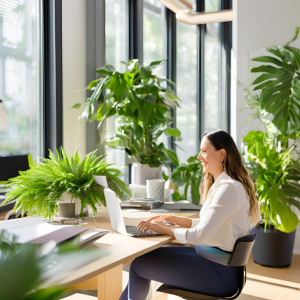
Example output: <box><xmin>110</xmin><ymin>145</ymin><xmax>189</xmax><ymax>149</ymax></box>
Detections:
<box><xmin>174</xmin><ymin>183</ymin><xmax>238</xmax><ymax>244</ymax></box>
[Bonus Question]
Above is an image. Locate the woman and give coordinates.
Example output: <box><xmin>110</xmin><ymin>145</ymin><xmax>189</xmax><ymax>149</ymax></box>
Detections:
<box><xmin>119</xmin><ymin>129</ymin><xmax>260</xmax><ymax>300</ymax></box>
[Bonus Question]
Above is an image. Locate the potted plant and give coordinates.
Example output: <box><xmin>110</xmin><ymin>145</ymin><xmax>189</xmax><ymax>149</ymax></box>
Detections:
<box><xmin>0</xmin><ymin>230</ymin><xmax>101</xmax><ymax>300</ymax></box>
<box><xmin>1</xmin><ymin>147</ymin><xmax>130</xmax><ymax>219</ymax></box>
<box><xmin>240</xmin><ymin>27</ymin><xmax>300</xmax><ymax>267</ymax></box>
<box><xmin>162</xmin><ymin>155</ymin><xmax>203</xmax><ymax>205</ymax></box>
<box><xmin>73</xmin><ymin>59</ymin><xmax>182</xmax><ymax>185</ymax></box>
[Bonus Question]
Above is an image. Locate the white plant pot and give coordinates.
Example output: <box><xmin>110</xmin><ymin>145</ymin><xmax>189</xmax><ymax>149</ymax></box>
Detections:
<box><xmin>58</xmin><ymin>176</ymin><xmax>109</xmax><ymax>217</ymax></box>
<box><xmin>131</xmin><ymin>163</ymin><xmax>162</xmax><ymax>185</ymax></box>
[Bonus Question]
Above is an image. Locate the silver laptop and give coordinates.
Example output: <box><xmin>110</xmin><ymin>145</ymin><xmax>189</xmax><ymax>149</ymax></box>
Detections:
<box><xmin>104</xmin><ymin>188</ymin><xmax>162</xmax><ymax>237</ymax></box>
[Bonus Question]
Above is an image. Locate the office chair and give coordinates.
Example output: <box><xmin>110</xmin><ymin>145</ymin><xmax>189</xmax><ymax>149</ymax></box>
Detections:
<box><xmin>157</xmin><ymin>234</ymin><xmax>256</xmax><ymax>300</ymax></box>
<box><xmin>0</xmin><ymin>154</ymin><xmax>32</xmax><ymax>215</ymax></box>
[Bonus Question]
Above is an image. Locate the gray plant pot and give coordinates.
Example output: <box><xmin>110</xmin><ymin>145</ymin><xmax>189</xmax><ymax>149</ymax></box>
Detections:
<box><xmin>250</xmin><ymin>226</ymin><xmax>296</xmax><ymax>268</ymax></box>
<box><xmin>131</xmin><ymin>163</ymin><xmax>162</xmax><ymax>185</ymax></box>
<box><xmin>58</xmin><ymin>203</ymin><xmax>75</xmax><ymax>218</ymax></box>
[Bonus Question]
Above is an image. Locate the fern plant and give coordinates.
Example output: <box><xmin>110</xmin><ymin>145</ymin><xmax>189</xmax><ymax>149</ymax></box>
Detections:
<box><xmin>1</xmin><ymin>147</ymin><xmax>130</xmax><ymax>219</ymax></box>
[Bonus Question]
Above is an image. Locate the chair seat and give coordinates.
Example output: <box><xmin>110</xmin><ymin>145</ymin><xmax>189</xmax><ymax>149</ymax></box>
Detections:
<box><xmin>157</xmin><ymin>284</ymin><xmax>223</xmax><ymax>300</ymax></box>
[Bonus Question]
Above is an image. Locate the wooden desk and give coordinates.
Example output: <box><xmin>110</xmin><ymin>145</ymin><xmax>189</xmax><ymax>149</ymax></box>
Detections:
<box><xmin>62</xmin><ymin>209</ymin><xmax>197</xmax><ymax>300</ymax></box>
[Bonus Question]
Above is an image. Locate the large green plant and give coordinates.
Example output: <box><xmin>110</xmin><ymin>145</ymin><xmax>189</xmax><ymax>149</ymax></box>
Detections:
<box><xmin>74</xmin><ymin>59</ymin><xmax>181</xmax><ymax>167</ymax></box>
<box><xmin>241</xmin><ymin>27</ymin><xmax>300</xmax><ymax>233</ymax></box>
<box><xmin>0</xmin><ymin>230</ymin><xmax>101</xmax><ymax>300</ymax></box>
<box><xmin>163</xmin><ymin>155</ymin><xmax>203</xmax><ymax>205</ymax></box>
<box><xmin>1</xmin><ymin>148</ymin><xmax>130</xmax><ymax>219</ymax></box>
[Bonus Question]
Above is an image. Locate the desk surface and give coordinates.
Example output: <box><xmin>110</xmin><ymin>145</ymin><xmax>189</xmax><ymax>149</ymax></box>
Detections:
<box><xmin>61</xmin><ymin>209</ymin><xmax>197</xmax><ymax>287</ymax></box>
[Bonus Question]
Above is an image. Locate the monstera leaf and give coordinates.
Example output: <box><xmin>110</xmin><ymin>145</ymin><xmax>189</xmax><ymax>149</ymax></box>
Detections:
<box><xmin>251</xmin><ymin>45</ymin><xmax>300</xmax><ymax>136</ymax></box>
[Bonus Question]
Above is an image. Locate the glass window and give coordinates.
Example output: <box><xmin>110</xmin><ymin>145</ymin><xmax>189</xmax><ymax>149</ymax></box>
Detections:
<box><xmin>0</xmin><ymin>0</ymin><xmax>43</xmax><ymax>160</ymax></box>
<box><xmin>204</xmin><ymin>0</ymin><xmax>222</xmax><ymax>132</ymax></box>
<box><xmin>143</xmin><ymin>0</ymin><xmax>165</xmax><ymax>76</ymax></box>
<box><xmin>104</xmin><ymin>0</ymin><xmax>128</xmax><ymax>172</ymax></box>
<box><xmin>176</xmin><ymin>20</ymin><xmax>198</xmax><ymax>162</ymax></box>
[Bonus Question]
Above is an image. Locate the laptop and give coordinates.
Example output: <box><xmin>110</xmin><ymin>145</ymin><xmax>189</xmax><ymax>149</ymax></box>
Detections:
<box><xmin>104</xmin><ymin>188</ymin><xmax>162</xmax><ymax>237</ymax></box>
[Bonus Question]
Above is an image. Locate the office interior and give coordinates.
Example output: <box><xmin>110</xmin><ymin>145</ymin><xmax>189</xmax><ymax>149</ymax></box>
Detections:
<box><xmin>0</xmin><ymin>0</ymin><xmax>300</xmax><ymax>300</ymax></box>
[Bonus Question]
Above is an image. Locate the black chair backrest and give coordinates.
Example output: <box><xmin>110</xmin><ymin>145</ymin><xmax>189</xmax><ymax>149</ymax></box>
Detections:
<box><xmin>227</xmin><ymin>234</ymin><xmax>256</xmax><ymax>266</ymax></box>
<box><xmin>0</xmin><ymin>154</ymin><xmax>30</xmax><ymax>181</ymax></box>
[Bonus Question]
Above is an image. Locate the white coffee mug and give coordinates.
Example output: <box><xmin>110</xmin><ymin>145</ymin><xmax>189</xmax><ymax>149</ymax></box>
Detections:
<box><xmin>146</xmin><ymin>179</ymin><xmax>165</xmax><ymax>201</ymax></box>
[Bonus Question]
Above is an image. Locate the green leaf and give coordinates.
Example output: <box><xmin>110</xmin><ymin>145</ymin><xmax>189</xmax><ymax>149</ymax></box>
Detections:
<box><xmin>109</xmin><ymin>72</ymin><xmax>133</xmax><ymax>103</ymax></box>
<box><xmin>164</xmin><ymin>128</ymin><xmax>181</xmax><ymax>137</ymax></box>
<box><xmin>90</xmin><ymin>77</ymin><xmax>110</xmax><ymax>105</ymax></box>
<box><xmin>94</xmin><ymin>64</ymin><xmax>115</xmax><ymax>76</ymax></box>
<box><xmin>87</xmin><ymin>79</ymin><xmax>101</xmax><ymax>90</ymax></box>
<box><xmin>251</xmin><ymin>56</ymin><xmax>283</xmax><ymax>67</ymax></box>
<box><xmin>72</xmin><ymin>103</ymin><xmax>81</xmax><ymax>109</ymax></box>
<box><xmin>139</xmin><ymin>66</ymin><xmax>152</xmax><ymax>81</ymax></box>
<box><xmin>172</xmin><ymin>191</ymin><xmax>185</xmax><ymax>201</ymax></box>
<box><xmin>275</xmin><ymin>201</ymin><xmax>299</xmax><ymax>232</ymax></box>
<box><xmin>149</xmin><ymin>59</ymin><xmax>167</xmax><ymax>68</ymax></box>
<box><xmin>162</xmin><ymin>171</ymin><xmax>169</xmax><ymax>181</ymax></box>
<box><xmin>164</xmin><ymin>149</ymin><xmax>180</xmax><ymax>167</ymax></box>
<box><xmin>160</xmin><ymin>91</ymin><xmax>180</xmax><ymax>108</ymax></box>
<box><xmin>251</xmin><ymin>46</ymin><xmax>300</xmax><ymax>136</ymax></box>
<box><xmin>160</xmin><ymin>78</ymin><xmax>176</xmax><ymax>86</ymax></box>
<box><xmin>24</xmin><ymin>286</ymin><xmax>66</xmax><ymax>300</ymax></box>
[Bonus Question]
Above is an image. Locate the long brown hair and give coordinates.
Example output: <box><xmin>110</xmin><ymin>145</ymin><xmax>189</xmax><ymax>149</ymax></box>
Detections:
<box><xmin>199</xmin><ymin>129</ymin><xmax>260</xmax><ymax>226</ymax></box>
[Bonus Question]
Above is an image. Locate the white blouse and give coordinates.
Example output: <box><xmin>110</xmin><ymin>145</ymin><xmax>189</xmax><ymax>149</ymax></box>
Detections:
<box><xmin>174</xmin><ymin>172</ymin><xmax>252</xmax><ymax>252</ymax></box>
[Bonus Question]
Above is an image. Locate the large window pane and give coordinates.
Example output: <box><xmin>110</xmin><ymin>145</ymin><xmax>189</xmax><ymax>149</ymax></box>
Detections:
<box><xmin>0</xmin><ymin>0</ymin><xmax>43</xmax><ymax>160</ymax></box>
<box><xmin>143</xmin><ymin>0</ymin><xmax>165</xmax><ymax>75</ymax></box>
<box><xmin>105</xmin><ymin>0</ymin><xmax>128</xmax><ymax>72</ymax></box>
<box><xmin>105</xmin><ymin>0</ymin><xmax>128</xmax><ymax>170</ymax></box>
<box><xmin>176</xmin><ymin>21</ymin><xmax>198</xmax><ymax>162</ymax></box>
<box><xmin>204</xmin><ymin>0</ymin><xmax>221</xmax><ymax>132</ymax></box>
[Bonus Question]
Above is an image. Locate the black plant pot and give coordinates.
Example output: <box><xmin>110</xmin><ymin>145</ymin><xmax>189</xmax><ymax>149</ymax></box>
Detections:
<box><xmin>250</xmin><ymin>226</ymin><xmax>296</xmax><ymax>267</ymax></box>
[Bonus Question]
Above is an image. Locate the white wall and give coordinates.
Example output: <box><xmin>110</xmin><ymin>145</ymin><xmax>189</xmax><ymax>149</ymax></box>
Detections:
<box><xmin>62</xmin><ymin>0</ymin><xmax>86</xmax><ymax>156</ymax></box>
<box><xmin>231</xmin><ymin>0</ymin><xmax>300</xmax><ymax>254</ymax></box>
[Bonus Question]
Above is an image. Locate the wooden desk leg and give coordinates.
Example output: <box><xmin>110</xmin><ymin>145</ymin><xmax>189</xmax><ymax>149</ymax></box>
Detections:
<box><xmin>97</xmin><ymin>264</ymin><xmax>123</xmax><ymax>300</ymax></box>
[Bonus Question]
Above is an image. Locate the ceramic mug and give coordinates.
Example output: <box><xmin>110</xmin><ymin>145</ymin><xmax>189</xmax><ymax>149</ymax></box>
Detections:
<box><xmin>146</xmin><ymin>179</ymin><xmax>165</xmax><ymax>201</ymax></box>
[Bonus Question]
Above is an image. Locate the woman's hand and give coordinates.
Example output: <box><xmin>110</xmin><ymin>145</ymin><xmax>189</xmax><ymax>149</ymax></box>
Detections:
<box><xmin>137</xmin><ymin>220</ymin><xmax>177</xmax><ymax>239</ymax></box>
<box><xmin>137</xmin><ymin>221</ymin><xmax>164</xmax><ymax>234</ymax></box>
<box><xmin>138</xmin><ymin>214</ymin><xmax>192</xmax><ymax>228</ymax></box>
<box><xmin>138</xmin><ymin>215</ymin><xmax>174</xmax><ymax>226</ymax></box>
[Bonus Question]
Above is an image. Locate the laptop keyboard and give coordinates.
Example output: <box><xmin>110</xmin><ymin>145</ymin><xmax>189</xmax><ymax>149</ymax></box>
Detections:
<box><xmin>125</xmin><ymin>225</ymin><xmax>161</xmax><ymax>236</ymax></box>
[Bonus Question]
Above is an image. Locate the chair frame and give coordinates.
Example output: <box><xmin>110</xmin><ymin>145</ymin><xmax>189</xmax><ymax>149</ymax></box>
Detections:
<box><xmin>157</xmin><ymin>234</ymin><xmax>256</xmax><ymax>300</ymax></box>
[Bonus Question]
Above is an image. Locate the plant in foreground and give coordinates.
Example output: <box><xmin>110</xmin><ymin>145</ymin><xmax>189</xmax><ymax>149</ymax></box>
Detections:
<box><xmin>0</xmin><ymin>230</ymin><xmax>102</xmax><ymax>300</ymax></box>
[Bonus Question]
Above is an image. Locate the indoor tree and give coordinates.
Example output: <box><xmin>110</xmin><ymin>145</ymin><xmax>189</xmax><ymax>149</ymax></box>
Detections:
<box><xmin>74</xmin><ymin>59</ymin><xmax>181</xmax><ymax>168</ymax></box>
<box><xmin>241</xmin><ymin>27</ymin><xmax>300</xmax><ymax>233</ymax></box>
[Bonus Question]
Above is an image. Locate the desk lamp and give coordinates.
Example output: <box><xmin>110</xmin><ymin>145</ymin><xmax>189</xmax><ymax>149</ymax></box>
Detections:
<box><xmin>0</xmin><ymin>100</ymin><xmax>9</xmax><ymax>129</ymax></box>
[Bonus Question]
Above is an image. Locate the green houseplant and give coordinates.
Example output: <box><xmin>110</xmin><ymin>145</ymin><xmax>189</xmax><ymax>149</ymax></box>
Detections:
<box><xmin>74</xmin><ymin>59</ymin><xmax>181</xmax><ymax>184</ymax></box>
<box><xmin>0</xmin><ymin>230</ymin><xmax>102</xmax><ymax>300</ymax></box>
<box><xmin>241</xmin><ymin>27</ymin><xmax>300</xmax><ymax>267</ymax></box>
<box><xmin>1</xmin><ymin>147</ymin><xmax>130</xmax><ymax>219</ymax></box>
<box><xmin>163</xmin><ymin>155</ymin><xmax>203</xmax><ymax>205</ymax></box>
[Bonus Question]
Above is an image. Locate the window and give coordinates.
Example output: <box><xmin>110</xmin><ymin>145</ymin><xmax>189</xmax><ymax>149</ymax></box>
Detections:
<box><xmin>204</xmin><ymin>0</ymin><xmax>222</xmax><ymax>132</ymax></box>
<box><xmin>105</xmin><ymin>0</ymin><xmax>128</xmax><ymax>169</ymax></box>
<box><xmin>176</xmin><ymin>20</ymin><xmax>198</xmax><ymax>162</ymax></box>
<box><xmin>105</xmin><ymin>0</ymin><xmax>128</xmax><ymax>72</ymax></box>
<box><xmin>0</xmin><ymin>0</ymin><xmax>43</xmax><ymax>160</ymax></box>
<box><xmin>143</xmin><ymin>0</ymin><xmax>165</xmax><ymax>75</ymax></box>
